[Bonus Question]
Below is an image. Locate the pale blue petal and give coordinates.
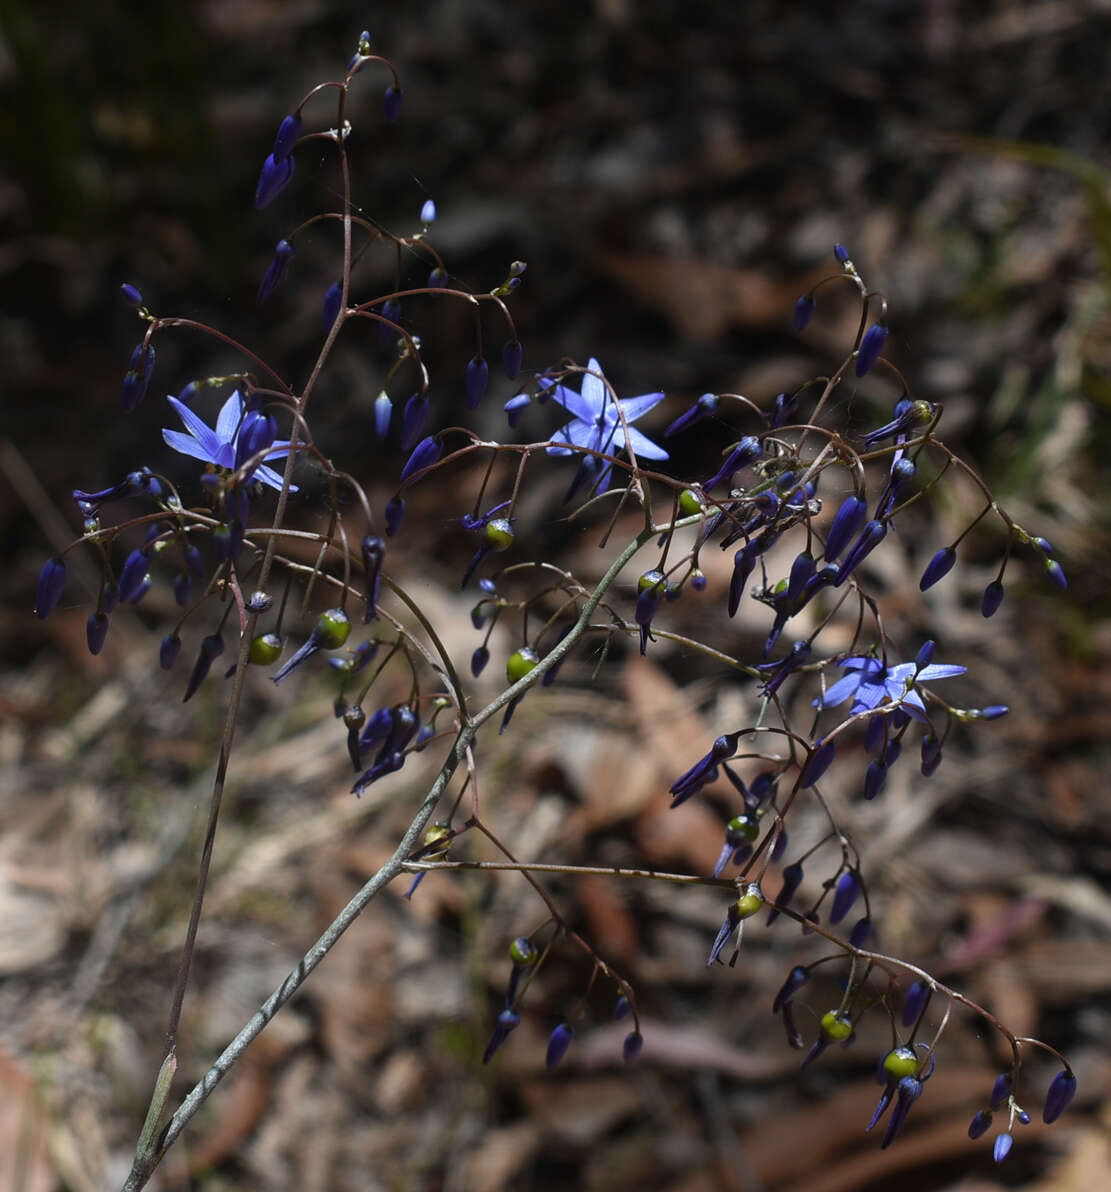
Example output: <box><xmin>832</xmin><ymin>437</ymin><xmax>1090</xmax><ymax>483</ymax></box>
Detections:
<box><xmin>255</xmin><ymin>463</ymin><xmax>297</xmax><ymax>492</ymax></box>
<box><xmin>817</xmin><ymin>672</ymin><xmax>864</xmax><ymax>707</ymax></box>
<box><xmin>617</xmin><ymin>390</ymin><xmax>666</xmax><ymax>422</ymax></box>
<box><xmin>166</xmin><ymin>396</ymin><xmax>220</xmax><ymax>460</ymax></box>
<box><xmin>215</xmin><ymin>390</ymin><xmax>244</xmax><ymax>446</ymax></box>
<box><xmin>580</xmin><ymin>359</ymin><xmax>608</xmax><ymax>414</ymax></box>
<box><xmin>548</xmin><ymin>381</ymin><xmax>598</xmax><ymax>425</ymax></box>
<box><xmin>163</xmin><ymin>428</ymin><xmax>218</xmax><ymax>463</ymax></box>
<box><xmin>916</xmin><ymin>663</ymin><xmax>967</xmax><ymax>681</ymax></box>
<box><xmin>622</xmin><ymin>425</ymin><xmax>669</xmax><ymax>461</ymax></box>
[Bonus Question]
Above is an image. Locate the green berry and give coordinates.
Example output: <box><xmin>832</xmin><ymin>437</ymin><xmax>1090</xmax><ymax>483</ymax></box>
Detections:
<box><xmin>316</xmin><ymin>607</ymin><xmax>351</xmax><ymax>649</ymax></box>
<box><xmin>422</xmin><ymin>822</ymin><xmax>451</xmax><ymax>858</ymax></box>
<box><xmin>506</xmin><ymin>646</ymin><xmax>539</xmax><ymax>684</ymax></box>
<box><xmin>734</xmin><ymin>883</ymin><xmax>764</xmax><ymax>919</ymax></box>
<box><xmin>883</xmin><ymin>1047</ymin><xmax>920</xmax><ymax>1079</ymax></box>
<box><xmin>678</xmin><ymin>488</ymin><xmax>703</xmax><ymax>516</ymax></box>
<box><xmin>726</xmin><ymin>814</ymin><xmax>759</xmax><ymax>845</ymax></box>
<box><xmin>483</xmin><ymin>518</ymin><xmax>515</xmax><ymax>551</ymax></box>
<box><xmin>637</xmin><ymin>569</ymin><xmax>666</xmax><ymax>595</ymax></box>
<box><xmin>820</xmin><ymin>1010</ymin><xmax>853</xmax><ymax>1041</ymax></box>
<box><xmin>249</xmin><ymin>632</ymin><xmax>283</xmax><ymax>665</ymax></box>
<box><xmin>509</xmin><ymin>936</ymin><xmax>538</xmax><ymax>967</ymax></box>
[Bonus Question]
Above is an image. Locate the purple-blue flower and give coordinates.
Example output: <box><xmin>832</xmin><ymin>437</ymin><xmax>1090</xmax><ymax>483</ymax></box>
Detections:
<box><xmin>162</xmin><ymin>390</ymin><xmax>296</xmax><ymax>492</ymax></box>
<box><xmin>815</xmin><ymin>653</ymin><xmax>966</xmax><ymax>722</ymax></box>
<box><xmin>541</xmin><ymin>358</ymin><xmax>668</xmax><ymax>492</ymax></box>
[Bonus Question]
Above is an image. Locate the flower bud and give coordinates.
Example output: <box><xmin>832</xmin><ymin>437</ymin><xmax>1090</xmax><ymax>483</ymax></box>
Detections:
<box><xmin>834</xmin><ymin>243</ymin><xmax>850</xmax><ymax>263</ymax></box>
<box><xmin>1044</xmin><ymin>558</ymin><xmax>1067</xmax><ymax>591</ymax></box>
<box><xmin>801</xmin><ymin>738</ymin><xmax>836</xmax><ymax>787</ymax></box>
<box><xmin>272</xmin><ymin>114</ymin><xmax>302</xmax><ymax>161</ymax></box>
<box><xmin>793</xmin><ymin>293</ymin><xmax>816</xmax><ymax>332</ymax></box>
<box><xmin>993</xmin><ymin>1133</ymin><xmax>1013</xmax><ymax>1163</ymax></box>
<box><xmin>919</xmin><ymin>546</ymin><xmax>956</xmax><ymax>591</ymax></box>
<box><xmin>1042</xmin><ymin>1069</ymin><xmax>1077</xmax><ymax>1124</ymax></box>
<box><xmin>183</xmin><ymin>633</ymin><xmax>224</xmax><ymax>702</ymax></box>
<box><xmin>122</xmin><ymin>343</ymin><xmax>156</xmax><ymax>412</ymax></box>
<box><xmin>118</xmin><ymin>549</ymin><xmax>149</xmax><ymax>603</ymax></box>
<box><xmin>824</xmin><ymin>496</ymin><xmax>868</xmax><ymax>564</ymax></box>
<box><xmin>86</xmin><ymin>612</ymin><xmax>109</xmax><ymax>655</ymax></box>
<box><xmin>374</xmin><ymin>391</ymin><xmax>393</xmax><ymax>439</ymax></box>
<box><xmin>465</xmin><ymin>355</ymin><xmax>489</xmax><ymax>409</ymax></box>
<box><xmin>967</xmin><ymin>1109</ymin><xmax>992</xmax><ymax>1139</ymax></box>
<box><xmin>471</xmin><ymin>645</ymin><xmax>490</xmax><ymax>676</ymax></box>
<box><xmin>400</xmin><ymin>435</ymin><xmax>442</xmax><ymax>482</ymax></box>
<box><xmin>322</xmin><ymin>281</ymin><xmax>343</xmax><ymax>331</ymax></box>
<box><xmin>855</xmin><ymin>321</ymin><xmax>888</xmax><ymax>377</ymax></box>
<box><xmin>35</xmin><ymin>557</ymin><xmax>67</xmax><ymax>619</ymax></box>
<box><xmin>254</xmin><ymin>153</ymin><xmax>295</xmax><ymax>209</ymax></box>
<box><xmin>120</xmin><ymin>283</ymin><xmax>143</xmax><ymax>308</ymax></box>
<box><xmin>420</xmin><ymin>199</ymin><xmax>436</xmax><ymax>225</ymax></box>
<box><xmin>401</xmin><ymin>393</ymin><xmax>430</xmax><ymax>452</ymax></box>
<box><xmin>160</xmin><ymin>634</ymin><xmax>181</xmax><ymax>670</ymax></box>
<box><xmin>829</xmin><ymin>871</ymin><xmax>861</xmax><ymax>924</ymax></box>
<box><xmin>383</xmin><ymin>85</ymin><xmax>403</xmax><ymax>123</ymax></box>
<box><xmin>361</xmin><ymin>535</ymin><xmax>385</xmax><ymax>621</ymax></box>
<box><xmin>385</xmin><ymin>496</ymin><xmax>405</xmax><ymax>537</ymax></box>
<box><xmin>622</xmin><ymin>1031</ymin><xmax>644</xmax><ymax>1063</ymax></box>
<box><xmin>502</xmin><ymin>340</ymin><xmax>523</xmax><ymax>380</ymax></box>
<box><xmin>257</xmin><ymin>238</ymin><xmax>295</xmax><ymax>305</ymax></box>
<box><xmin>545</xmin><ymin>1023</ymin><xmax>575</xmax><ymax>1069</ymax></box>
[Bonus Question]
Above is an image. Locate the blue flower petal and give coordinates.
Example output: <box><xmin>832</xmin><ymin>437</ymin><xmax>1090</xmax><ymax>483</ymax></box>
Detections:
<box><xmin>166</xmin><ymin>395</ymin><xmax>221</xmax><ymax>461</ymax></box>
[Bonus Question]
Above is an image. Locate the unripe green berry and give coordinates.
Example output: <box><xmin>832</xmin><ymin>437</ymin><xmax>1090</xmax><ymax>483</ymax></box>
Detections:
<box><xmin>637</xmin><ymin>568</ymin><xmax>666</xmax><ymax>595</ymax></box>
<box><xmin>820</xmin><ymin>1010</ymin><xmax>853</xmax><ymax>1041</ymax></box>
<box><xmin>883</xmin><ymin>1047</ymin><xmax>920</xmax><ymax>1079</ymax></box>
<box><xmin>734</xmin><ymin>883</ymin><xmax>764</xmax><ymax>919</ymax></box>
<box><xmin>316</xmin><ymin>607</ymin><xmax>351</xmax><ymax>649</ymax></box>
<box><xmin>509</xmin><ymin>936</ymin><xmax>538</xmax><ymax>967</ymax></box>
<box><xmin>422</xmin><ymin>821</ymin><xmax>451</xmax><ymax>858</ymax></box>
<box><xmin>249</xmin><ymin>632</ymin><xmax>283</xmax><ymax>665</ymax></box>
<box><xmin>678</xmin><ymin>488</ymin><xmax>703</xmax><ymax>516</ymax></box>
<box><xmin>506</xmin><ymin>646</ymin><xmax>539</xmax><ymax>684</ymax></box>
<box><xmin>726</xmin><ymin>814</ymin><xmax>759</xmax><ymax>845</ymax></box>
<box><xmin>483</xmin><ymin>518</ymin><xmax>515</xmax><ymax>551</ymax></box>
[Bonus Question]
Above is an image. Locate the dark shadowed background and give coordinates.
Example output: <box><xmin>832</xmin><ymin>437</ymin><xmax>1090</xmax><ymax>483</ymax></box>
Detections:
<box><xmin>2</xmin><ymin>2</ymin><xmax>1110</xmax><ymax>1190</ymax></box>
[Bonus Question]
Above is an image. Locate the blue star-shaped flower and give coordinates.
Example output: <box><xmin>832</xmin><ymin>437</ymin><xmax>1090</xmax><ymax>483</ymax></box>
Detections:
<box><xmin>540</xmin><ymin>358</ymin><xmax>667</xmax><ymax>492</ymax></box>
<box><xmin>815</xmin><ymin>654</ymin><xmax>966</xmax><ymax>721</ymax></box>
<box><xmin>162</xmin><ymin>390</ymin><xmax>295</xmax><ymax>492</ymax></box>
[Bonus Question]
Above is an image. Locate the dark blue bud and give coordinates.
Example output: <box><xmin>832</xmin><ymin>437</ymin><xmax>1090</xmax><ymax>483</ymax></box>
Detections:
<box><xmin>374</xmin><ymin>391</ymin><xmax>393</xmax><ymax>439</ymax></box>
<box><xmin>690</xmin><ymin>569</ymin><xmax>707</xmax><ymax>591</ymax></box>
<box><xmin>503</xmin><ymin>340</ymin><xmax>523</xmax><ymax>381</ymax></box>
<box><xmin>428</xmin><ymin>266</ymin><xmax>448</xmax><ymax>289</ymax></box>
<box><xmin>855</xmin><ymin>321</ymin><xmax>888</xmax><ymax>377</ymax></box>
<box><xmin>465</xmin><ymin>356</ymin><xmax>489</xmax><ymax>410</ymax></box>
<box><xmin>86</xmin><ymin>612</ymin><xmax>109</xmax><ymax>655</ymax></box>
<box><xmin>359</xmin><ymin>706</ymin><xmax>394</xmax><ymax>748</ymax></box>
<box><xmin>919</xmin><ymin>547</ymin><xmax>956</xmax><ymax>591</ymax></box>
<box><xmin>322</xmin><ymin>282</ymin><xmax>343</xmax><ymax>331</ymax></box>
<box><xmin>967</xmin><ymin>1109</ymin><xmax>992</xmax><ymax>1139</ymax></box>
<box><xmin>980</xmin><ymin>704</ymin><xmax>1009</xmax><ymax>720</ymax></box>
<box><xmin>383</xmin><ymin>85</ymin><xmax>403</xmax><ymax>123</ymax></box>
<box><xmin>622</xmin><ymin>1031</ymin><xmax>644</xmax><ymax>1063</ymax></box>
<box><xmin>118</xmin><ymin>549</ymin><xmax>149</xmax><ymax>603</ymax></box>
<box><xmin>786</xmin><ymin>551</ymin><xmax>816</xmax><ymax>606</ymax></box>
<box><xmin>834</xmin><ymin>243</ymin><xmax>850</xmax><ymax>263</ymax></box>
<box><xmin>122</xmin><ymin>343</ymin><xmax>155</xmax><ymax>412</ymax></box>
<box><xmin>773</xmin><ymin>965</ymin><xmax>809</xmax><ymax>1012</ymax></box>
<box><xmin>504</xmin><ymin>392</ymin><xmax>530</xmax><ymax>428</ymax></box>
<box><xmin>665</xmin><ymin>392</ymin><xmax>719</xmax><ymax>438</ymax></box>
<box><xmin>236</xmin><ymin>411</ymin><xmax>278</xmax><ymax>471</ymax></box>
<box><xmin>400</xmin><ymin>435</ymin><xmax>442</xmax><ymax>483</ymax></box>
<box><xmin>990</xmin><ymin>1073</ymin><xmax>1012</xmax><ymax>1108</ymax></box>
<box><xmin>614</xmin><ymin>995</ymin><xmax>631</xmax><ymax>1020</ymax></box>
<box><xmin>849</xmin><ymin>916</ymin><xmax>872</xmax><ymax>948</ymax></box>
<box><xmin>1043</xmin><ymin>1070</ymin><xmax>1077</xmax><ymax>1124</ymax></box>
<box><xmin>361</xmin><ymin>535</ymin><xmax>385</xmax><ymax>621</ymax></box>
<box><xmin>864</xmin><ymin>759</ymin><xmax>887</xmax><ymax>800</ymax></box>
<box><xmin>1044</xmin><ymin>559</ymin><xmax>1067</xmax><ymax>591</ymax></box>
<box><xmin>825</xmin><ymin>496</ymin><xmax>867</xmax><ymax>562</ymax></box>
<box><xmin>257</xmin><ymin>239</ymin><xmax>295</xmax><ymax>305</ymax></box>
<box><xmin>35</xmin><ymin>557</ymin><xmax>67</xmax><ymax>619</ymax></box>
<box><xmin>378</xmin><ymin>297</ymin><xmax>401</xmax><ymax>343</ymax></box>
<box><xmin>482</xmin><ymin>1008</ymin><xmax>521</xmax><ymax>1064</ymax></box>
<box><xmin>254</xmin><ymin>152</ymin><xmax>295</xmax><ymax>209</ymax></box>
<box><xmin>829</xmin><ymin>871</ymin><xmax>861</xmax><ymax>925</ymax></box>
<box><xmin>767</xmin><ymin>861</ymin><xmax>803</xmax><ymax>926</ymax></box>
<box><xmin>183</xmin><ymin>633</ymin><xmax>224</xmax><ymax>702</ymax></box>
<box><xmin>835</xmin><ymin>520</ymin><xmax>887</xmax><ymax>586</ymax></box>
<box><xmin>385</xmin><ymin>496</ymin><xmax>405</xmax><ymax>537</ymax></box>
<box><xmin>915</xmin><ymin>640</ymin><xmax>935</xmax><ymax>669</ymax></box>
<box><xmin>471</xmin><ymin>645</ymin><xmax>490</xmax><ymax>676</ymax></box>
<box><xmin>982</xmin><ymin>580</ymin><xmax>1005</xmax><ymax>618</ymax></box>
<box><xmin>793</xmin><ymin>294</ymin><xmax>815</xmax><ymax>332</ymax></box>
<box><xmin>705</xmin><ymin>436</ymin><xmax>762</xmax><ymax>492</ymax></box>
<box><xmin>993</xmin><ymin>1133</ymin><xmax>1013</xmax><ymax>1163</ymax></box>
<box><xmin>801</xmin><ymin>738</ymin><xmax>836</xmax><ymax>787</ymax></box>
<box><xmin>120</xmin><ymin>283</ymin><xmax>143</xmax><ymax>308</ymax></box>
<box><xmin>160</xmin><ymin>634</ymin><xmax>181</xmax><ymax>670</ymax></box>
<box><xmin>401</xmin><ymin>393</ymin><xmax>431</xmax><ymax>452</ymax></box>
<box><xmin>545</xmin><ymin>1023</ymin><xmax>575</xmax><ymax>1069</ymax></box>
<box><xmin>728</xmin><ymin>545</ymin><xmax>756</xmax><ymax>618</ymax></box>
<box><xmin>272</xmin><ymin>114</ymin><xmax>302</xmax><ymax>161</ymax></box>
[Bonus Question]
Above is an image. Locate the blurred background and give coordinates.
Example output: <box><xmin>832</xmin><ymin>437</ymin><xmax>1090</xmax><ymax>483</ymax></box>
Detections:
<box><xmin>2</xmin><ymin>1</ymin><xmax>1110</xmax><ymax>1189</ymax></box>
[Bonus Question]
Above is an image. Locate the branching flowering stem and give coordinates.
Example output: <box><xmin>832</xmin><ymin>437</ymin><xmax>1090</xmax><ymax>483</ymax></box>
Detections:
<box><xmin>121</xmin><ymin>520</ymin><xmax>656</xmax><ymax>1192</ymax></box>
